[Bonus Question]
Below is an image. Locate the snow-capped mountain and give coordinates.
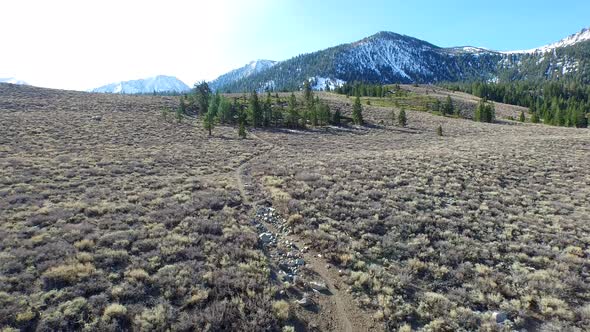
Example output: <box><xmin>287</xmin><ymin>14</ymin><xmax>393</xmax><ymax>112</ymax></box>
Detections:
<box><xmin>213</xmin><ymin>28</ymin><xmax>590</xmax><ymax>92</ymax></box>
<box><xmin>209</xmin><ymin>60</ymin><xmax>277</xmax><ymax>91</ymax></box>
<box><xmin>91</xmin><ymin>75</ymin><xmax>190</xmax><ymax>94</ymax></box>
<box><xmin>0</xmin><ymin>77</ymin><xmax>29</xmax><ymax>85</ymax></box>
<box><xmin>505</xmin><ymin>27</ymin><xmax>590</xmax><ymax>54</ymax></box>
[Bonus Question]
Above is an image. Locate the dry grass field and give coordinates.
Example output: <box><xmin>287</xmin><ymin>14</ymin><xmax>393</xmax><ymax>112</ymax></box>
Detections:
<box><xmin>1</xmin><ymin>83</ymin><xmax>589</xmax><ymax>331</ymax></box>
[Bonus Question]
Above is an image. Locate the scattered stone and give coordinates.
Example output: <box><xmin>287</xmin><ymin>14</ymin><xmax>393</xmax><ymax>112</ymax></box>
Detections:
<box><xmin>296</xmin><ymin>293</ymin><xmax>314</xmax><ymax>307</ymax></box>
<box><xmin>295</xmin><ymin>258</ymin><xmax>305</xmax><ymax>266</ymax></box>
<box><xmin>326</xmin><ymin>264</ymin><xmax>331</xmax><ymax>269</ymax></box>
<box><xmin>259</xmin><ymin>232</ymin><xmax>273</xmax><ymax>244</ymax></box>
<box><xmin>91</xmin><ymin>116</ymin><xmax>102</xmax><ymax>121</ymax></box>
<box><xmin>492</xmin><ymin>311</ymin><xmax>508</xmax><ymax>324</ymax></box>
<box><xmin>310</xmin><ymin>281</ymin><xmax>328</xmax><ymax>292</ymax></box>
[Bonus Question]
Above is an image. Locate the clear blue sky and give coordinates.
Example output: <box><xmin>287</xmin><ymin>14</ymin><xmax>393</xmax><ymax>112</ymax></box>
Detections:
<box><xmin>248</xmin><ymin>0</ymin><xmax>590</xmax><ymax>58</ymax></box>
<box><xmin>2</xmin><ymin>0</ymin><xmax>589</xmax><ymax>90</ymax></box>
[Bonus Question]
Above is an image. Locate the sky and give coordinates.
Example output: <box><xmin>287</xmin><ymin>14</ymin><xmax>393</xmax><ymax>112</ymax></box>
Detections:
<box><xmin>2</xmin><ymin>0</ymin><xmax>589</xmax><ymax>90</ymax></box>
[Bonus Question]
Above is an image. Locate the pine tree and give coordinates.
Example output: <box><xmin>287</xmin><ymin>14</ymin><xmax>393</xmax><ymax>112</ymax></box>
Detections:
<box><xmin>179</xmin><ymin>97</ymin><xmax>186</xmax><ymax>115</ymax></box>
<box><xmin>443</xmin><ymin>95</ymin><xmax>454</xmax><ymax>115</ymax></box>
<box><xmin>273</xmin><ymin>100</ymin><xmax>284</xmax><ymax>127</ymax></box>
<box><xmin>432</xmin><ymin>99</ymin><xmax>441</xmax><ymax>113</ymax></box>
<box><xmin>194</xmin><ymin>81</ymin><xmax>211</xmax><ymax>115</ymax></box>
<box><xmin>519</xmin><ymin>110</ymin><xmax>526</xmax><ymax>122</ymax></box>
<box><xmin>531</xmin><ymin>112</ymin><xmax>540</xmax><ymax>123</ymax></box>
<box><xmin>248</xmin><ymin>91</ymin><xmax>263</xmax><ymax>127</ymax></box>
<box><xmin>436</xmin><ymin>125</ymin><xmax>443</xmax><ymax>136</ymax></box>
<box><xmin>203</xmin><ymin>109</ymin><xmax>215</xmax><ymax>136</ymax></box>
<box><xmin>303</xmin><ymin>80</ymin><xmax>313</xmax><ymax>105</ymax></box>
<box><xmin>398</xmin><ymin>109</ymin><xmax>407</xmax><ymax>127</ymax></box>
<box><xmin>161</xmin><ymin>107</ymin><xmax>170</xmax><ymax>122</ymax></box>
<box><xmin>390</xmin><ymin>109</ymin><xmax>396</xmax><ymax>125</ymax></box>
<box><xmin>331</xmin><ymin>109</ymin><xmax>342</xmax><ymax>126</ymax></box>
<box><xmin>238</xmin><ymin>111</ymin><xmax>247</xmax><ymax>139</ymax></box>
<box><xmin>575</xmin><ymin>108</ymin><xmax>588</xmax><ymax>128</ymax></box>
<box><xmin>286</xmin><ymin>92</ymin><xmax>299</xmax><ymax>128</ymax></box>
<box><xmin>208</xmin><ymin>92</ymin><xmax>221</xmax><ymax>118</ymax></box>
<box><xmin>352</xmin><ymin>95</ymin><xmax>364</xmax><ymax>125</ymax></box>
<box><xmin>217</xmin><ymin>97</ymin><xmax>232</xmax><ymax>124</ymax></box>
<box><xmin>175</xmin><ymin>106</ymin><xmax>183</xmax><ymax>123</ymax></box>
<box><xmin>263</xmin><ymin>92</ymin><xmax>272</xmax><ymax>127</ymax></box>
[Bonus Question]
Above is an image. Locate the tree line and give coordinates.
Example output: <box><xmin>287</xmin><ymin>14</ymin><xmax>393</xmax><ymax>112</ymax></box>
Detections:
<box><xmin>444</xmin><ymin>81</ymin><xmax>589</xmax><ymax>128</ymax></box>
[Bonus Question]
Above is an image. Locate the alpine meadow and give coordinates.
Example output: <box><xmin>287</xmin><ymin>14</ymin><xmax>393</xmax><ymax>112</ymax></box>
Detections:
<box><xmin>1</xmin><ymin>1</ymin><xmax>590</xmax><ymax>331</ymax></box>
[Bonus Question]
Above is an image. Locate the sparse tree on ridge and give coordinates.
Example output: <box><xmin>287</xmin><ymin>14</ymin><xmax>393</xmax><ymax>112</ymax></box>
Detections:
<box><xmin>390</xmin><ymin>109</ymin><xmax>396</xmax><ymax>125</ymax></box>
<box><xmin>519</xmin><ymin>110</ymin><xmax>526</xmax><ymax>122</ymax></box>
<box><xmin>436</xmin><ymin>125</ymin><xmax>443</xmax><ymax>136</ymax></box>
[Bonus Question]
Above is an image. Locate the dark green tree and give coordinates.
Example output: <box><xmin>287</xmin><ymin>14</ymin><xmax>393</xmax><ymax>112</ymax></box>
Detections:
<box><xmin>442</xmin><ymin>95</ymin><xmax>454</xmax><ymax>116</ymax></box>
<box><xmin>531</xmin><ymin>112</ymin><xmax>540</xmax><ymax>123</ymax></box>
<box><xmin>432</xmin><ymin>99</ymin><xmax>441</xmax><ymax>113</ymax></box>
<box><xmin>519</xmin><ymin>110</ymin><xmax>526</xmax><ymax>122</ymax></box>
<box><xmin>203</xmin><ymin>108</ymin><xmax>215</xmax><ymax>136</ymax></box>
<box><xmin>238</xmin><ymin>110</ymin><xmax>247</xmax><ymax>139</ymax></box>
<box><xmin>217</xmin><ymin>97</ymin><xmax>232</xmax><ymax>124</ymax></box>
<box><xmin>286</xmin><ymin>92</ymin><xmax>299</xmax><ymax>128</ymax></box>
<box><xmin>194</xmin><ymin>81</ymin><xmax>211</xmax><ymax>115</ymax></box>
<box><xmin>398</xmin><ymin>109</ymin><xmax>407</xmax><ymax>127</ymax></box>
<box><xmin>436</xmin><ymin>125</ymin><xmax>443</xmax><ymax>136</ymax></box>
<box><xmin>331</xmin><ymin>109</ymin><xmax>342</xmax><ymax>126</ymax></box>
<box><xmin>352</xmin><ymin>95</ymin><xmax>364</xmax><ymax>125</ymax></box>
<box><xmin>248</xmin><ymin>91</ymin><xmax>263</xmax><ymax>127</ymax></box>
<box><xmin>263</xmin><ymin>92</ymin><xmax>272</xmax><ymax>127</ymax></box>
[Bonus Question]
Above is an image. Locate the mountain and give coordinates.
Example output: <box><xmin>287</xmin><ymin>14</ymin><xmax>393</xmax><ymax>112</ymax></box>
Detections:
<box><xmin>213</xmin><ymin>28</ymin><xmax>590</xmax><ymax>92</ymax></box>
<box><xmin>506</xmin><ymin>27</ymin><xmax>590</xmax><ymax>54</ymax></box>
<box><xmin>91</xmin><ymin>75</ymin><xmax>190</xmax><ymax>94</ymax></box>
<box><xmin>0</xmin><ymin>77</ymin><xmax>28</xmax><ymax>85</ymax></box>
<box><xmin>209</xmin><ymin>60</ymin><xmax>277</xmax><ymax>92</ymax></box>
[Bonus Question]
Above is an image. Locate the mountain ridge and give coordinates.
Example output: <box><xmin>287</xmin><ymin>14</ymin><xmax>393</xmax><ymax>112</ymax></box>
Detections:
<box><xmin>91</xmin><ymin>75</ymin><xmax>190</xmax><ymax>94</ymax></box>
<box><xmin>212</xmin><ymin>27</ymin><xmax>590</xmax><ymax>92</ymax></box>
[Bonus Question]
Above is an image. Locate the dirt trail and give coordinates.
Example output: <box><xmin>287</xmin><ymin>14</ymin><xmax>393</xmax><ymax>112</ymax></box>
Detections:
<box><xmin>233</xmin><ymin>131</ymin><xmax>378</xmax><ymax>332</ymax></box>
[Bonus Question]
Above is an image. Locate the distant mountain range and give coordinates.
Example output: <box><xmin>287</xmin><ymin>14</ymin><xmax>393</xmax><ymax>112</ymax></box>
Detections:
<box><xmin>209</xmin><ymin>60</ymin><xmax>277</xmax><ymax>92</ymax></box>
<box><xmin>0</xmin><ymin>77</ymin><xmax>28</xmax><ymax>85</ymax></box>
<box><xmin>211</xmin><ymin>27</ymin><xmax>590</xmax><ymax>92</ymax></box>
<box><xmin>91</xmin><ymin>75</ymin><xmax>190</xmax><ymax>94</ymax></box>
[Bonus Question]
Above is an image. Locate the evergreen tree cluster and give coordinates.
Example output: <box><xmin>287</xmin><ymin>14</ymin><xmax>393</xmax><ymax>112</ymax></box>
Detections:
<box><xmin>335</xmin><ymin>82</ymin><xmax>387</xmax><ymax>97</ymax></box>
<box><xmin>445</xmin><ymin>81</ymin><xmax>589</xmax><ymax>128</ymax></box>
<box><xmin>187</xmin><ymin>80</ymin><xmax>342</xmax><ymax>137</ymax></box>
<box><xmin>474</xmin><ymin>99</ymin><xmax>496</xmax><ymax>123</ymax></box>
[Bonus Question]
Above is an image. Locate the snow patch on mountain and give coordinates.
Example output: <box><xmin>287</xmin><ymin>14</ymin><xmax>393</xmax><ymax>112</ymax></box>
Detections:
<box><xmin>309</xmin><ymin>77</ymin><xmax>345</xmax><ymax>91</ymax></box>
<box><xmin>336</xmin><ymin>32</ymin><xmax>439</xmax><ymax>82</ymax></box>
<box><xmin>210</xmin><ymin>59</ymin><xmax>277</xmax><ymax>91</ymax></box>
<box><xmin>91</xmin><ymin>75</ymin><xmax>190</xmax><ymax>94</ymax></box>
<box><xmin>504</xmin><ymin>27</ymin><xmax>590</xmax><ymax>54</ymax></box>
<box><xmin>0</xmin><ymin>77</ymin><xmax>29</xmax><ymax>85</ymax></box>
